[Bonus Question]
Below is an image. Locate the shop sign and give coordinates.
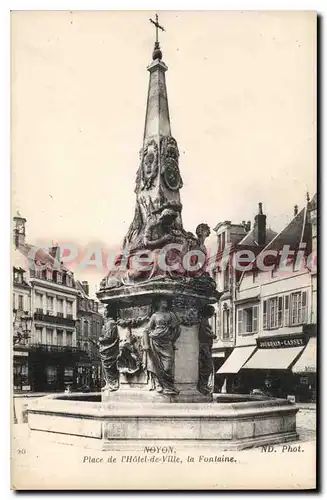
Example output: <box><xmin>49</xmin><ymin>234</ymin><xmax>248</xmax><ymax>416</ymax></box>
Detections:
<box><xmin>257</xmin><ymin>337</ymin><xmax>305</xmax><ymax>349</ymax></box>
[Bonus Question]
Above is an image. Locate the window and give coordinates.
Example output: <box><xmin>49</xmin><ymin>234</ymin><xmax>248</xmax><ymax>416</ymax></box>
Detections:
<box><xmin>46</xmin><ymin>269</ymin><xmax>53</xmax><ymax>281</ymax></box>
<box><xmin>83</xmin><ymin>321</ymin><xmax>89</xmax><ymax>337</ymax></box>
<box><xmin>57</xmin><ymin>330</ymin><xmax>63</xmax><ymax>346</ymax></box>
<box><xmin>35</xmin><ymin>328</ymin><xmax>42</xmax><ymax>344</ymax></box>
<box><xmin>18</xmin><ymin>295</ymin><xmax>24</xmax><ymax>310</ymax></box>
<box><xmin>263</xmin><ymin>292</ymin><xmax>307</xmax><ymax>329</ymax></box>
<box><xmin>263</xmin><ymin>296</ymin><xmax>284</xmax><ymax>330</ymax></box>
<box><xmin>237</xmin><ymin>306</ymin><xmax>258</xmax><ymax>335</ymax></box>
<box><xmin>290</xmin><ymin>291</ymin><xmax>307</xmax><ymax>326</ymax></box>
<box><xmin>14</xmin><ymin>270</ymin><xmax>23</xmax><ymax>283</ymax></box>
<box><xmin>222</xmin><ymin>309</ymin><xmax>230</xmax><ymax>340</ymax></box>
<box><xmin>269</xmin><ymin>297</ymin><xmax>278</xmax><ymax>329</ymax></box>
<box><xmin>13</xmin><ymin>293</ymin><xmax>15</xmax><ymax>310</ymax></box>
<box><xmin>46</xmin><ymin>328</ymin><xmax>53</xmax><ymax>345</ymax></box>
<box><xmin>97</xmin><ymin>321</ymin><xmax>101</xmax><ymax>337</ymax></box>
<box><xmin>66</xmin><ymin>332</ymin><xmax>73</xmax><ymax>346</ymax></box>
<box><xmin>46</xmin><ymin>366</ymin><xmax>57</xmax><ymax>385</ymax></box>
<box><xmin>57</xmin><ymin>299</ymin><xmax>63</xmax><ymax>316</ymax></box>
<box><xmin>35</xmin><ymin>293</ymin><xmax>43</xmax><ymax>311</ymax></box>
<box><xmin>223</xmin><ymin>265</ymin><xmax>230</xmax><ymax>290</ymax></box>
<box><xmin>56</xmin><ymin>272</ymin><xmax>62</xmax><ymax>284</ymax></box>
<box><xmin>64</xmin><ymin>367</ymin><xmax>73</xmax><ymax>381</ymax></box>
<box><xmin>218</xmin><ymin>234</ymin><xmax>222</xmax><ymax>250</ymax></box>
<box><xmin>47</xmin><ymin>296</ymin><xmax>54</xmax><ymax>313</ymax></box>
<box><xmin>67</xmin><ymin>301</ymin><xmax>73</xmax><ymax>316</ymax></box>
<box><xmin>221</xmin><ymin>232</ymin><xmax>226</xmax><ymax>250</ymax></box>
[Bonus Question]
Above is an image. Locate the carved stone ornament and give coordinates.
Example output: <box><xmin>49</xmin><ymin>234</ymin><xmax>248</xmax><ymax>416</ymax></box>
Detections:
<box><xmin>160</xmin><ymin>136</ymin><xmax>183</xmax><ymax>191</ymax></box>
<box><xmin>140</xmin><ymin>138</ymin><xmax>159</xmax><ymax>190</ymax></box>
<box><xmin>176</xmin><ymin>307</ymin><xmax>199</xmax><ymax>326</ymax></box>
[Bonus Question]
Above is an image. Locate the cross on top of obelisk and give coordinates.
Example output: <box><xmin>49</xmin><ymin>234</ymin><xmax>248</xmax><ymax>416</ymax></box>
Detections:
<box><xmin>149</xmin><ymin>14</ymin><xmax>165</xmax><ymax>60</ymax></box>
<box><xmin>149</xmin><ymin>13</ymin><xmax>165</xmax><ymax>43</ymax></box>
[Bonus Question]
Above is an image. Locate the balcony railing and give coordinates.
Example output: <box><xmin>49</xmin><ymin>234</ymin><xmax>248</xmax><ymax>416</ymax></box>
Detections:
<box><xmin>34</xmin><ymin>312</ymin><xmax>75</xmax><ymax>327</ymax></box>
<box><xmin>29</xmin><ymin>343</ymin><xmax>80</xmax><ymax>353</ymax></box>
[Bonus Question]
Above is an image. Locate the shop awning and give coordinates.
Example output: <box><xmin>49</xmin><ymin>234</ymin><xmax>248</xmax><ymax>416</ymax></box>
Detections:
<box><xmin>292</xmin><ymin>337</ymin><xmax>316</xmax><ymax>373</ymax></box>
<box><xmin>216</xmin><ymin>345</ymin><xmax>257</xmax><ymax>374</ymax></box>
<box><xmin>242</xmin><ymin>345</ymin><xmax>305</xmax><ymax>370</ymax></box>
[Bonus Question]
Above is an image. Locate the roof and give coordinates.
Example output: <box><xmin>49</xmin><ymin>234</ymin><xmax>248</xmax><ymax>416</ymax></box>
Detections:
<box><xmin>76</xmin><ymin>280</ymin><xmax>89</xmax><ymax>299</ymax></box>
<box><xmin>237</xmin><ymin>226</ymin><xmax>277</xmax><ymax>247</ymax></box>
<box><xmin>261</xmin><ymin>206</ymin><xmax>311</xmax><ymax>254</ymax></box>
<box><xmin>308</xmin><ymin>193</ymin><xmax>317</xmax><ymax>211</ymax></box>
<box><xmin>18</xmin><ymin>243</ymin><xmax>71</xmax><ymax>273</ymax></box>
<box><xmin>238</xmin><ymin>204</ymin><xmax>313</xmax><ymax>286</ymax></box>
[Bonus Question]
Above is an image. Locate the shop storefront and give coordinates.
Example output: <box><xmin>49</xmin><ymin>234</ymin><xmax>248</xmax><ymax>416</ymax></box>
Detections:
<box><xmin>212</xmin><ymin>347</ymin><xmax>233</xmax><ymax>393</ymax></box>
<box><xmin>13</xmin><ymin>350</ymin><xmax>30</xmax><ymax>392</ymax></box>
<box><xmin>216</xmin><ymin>333</ymin><xmax>316</xmax><ymax>402</ymax></box>
<box><xmin>76</xmin><ymin>361</ymin><xmax>102</xmax><ymax>391</ymax></box>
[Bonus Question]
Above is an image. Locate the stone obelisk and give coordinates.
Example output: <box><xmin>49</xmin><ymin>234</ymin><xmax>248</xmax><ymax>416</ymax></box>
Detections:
<box><xmin>97</xmin><ymin>17</ymin><xmax>219</xmax><ymax>403</ymax></box>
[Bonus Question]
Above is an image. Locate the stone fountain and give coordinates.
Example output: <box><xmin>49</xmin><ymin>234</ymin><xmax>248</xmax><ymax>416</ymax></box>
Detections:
<box><xmin>27</xmin><ymin>32</ymin><xmax>299</xmax><ymax>450</ymax></box>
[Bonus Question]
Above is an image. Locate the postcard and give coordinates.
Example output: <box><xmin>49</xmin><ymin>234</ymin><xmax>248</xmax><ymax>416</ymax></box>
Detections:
<box><xmin>11</xmin><ymin>10</ymin><xmax>317</xmax><ymax>490</ymax></box>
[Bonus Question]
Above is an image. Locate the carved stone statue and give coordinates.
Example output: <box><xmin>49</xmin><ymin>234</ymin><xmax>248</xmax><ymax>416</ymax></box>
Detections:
<box><xmin>140</xmin><ymin>138</ymin><xmax>159</xmax><ymax>191</ymax></box>
<box><xmin>99</xmin><ymin>305</ymin><xmax>120</xmax><ymax>391</ymax></box>
<box><xmin>196</xmin><ymin>223</ymin><xmax>211</xmax><ymax>250</ymax></box>
<box><xmin>143</xmin><ymin>297</ymin><xmax>181</xmax><ymax>395</ymax></box>
<box><xmin>144</xmin><ymin>208</ymin><xmax>182</xmax><ymax>250</ymax></box>
<box><xmin>117</xmin><ymin>331</ymin><xmax>143</xmax><ymax>375</ymax></box>
<box><xmin>197</xmin><ymin>305</ymin><xmax>216</xmax><ymax>396</ymax></box>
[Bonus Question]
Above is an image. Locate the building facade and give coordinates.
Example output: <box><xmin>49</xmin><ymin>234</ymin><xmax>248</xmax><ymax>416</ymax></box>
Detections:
<box><xmin>12</xmin><ymin>212</ymin><xmax>88</xmax><ymax>392</ymax></box>
<box><xmin>75</xmin><ymin>280</ymin><xmax>104</xmax><ymax>391</ymax></box>
<box><xmin>210</xmin><ymin>204</ymin><xmax>277</xmax><ymax>389</ymax></box>
<box><xmin>216</xmin><ymin>198</ymin><xmax>317</xmax><ymax>402</ymax></box>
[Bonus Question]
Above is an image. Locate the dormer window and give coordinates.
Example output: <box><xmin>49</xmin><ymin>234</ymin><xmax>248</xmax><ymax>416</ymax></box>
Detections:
<box><xmin>66</xmin><ymin>274</ymin><xmax>73</xmax><ymax>287</ymax></box>
<box><xmin>13</xmin><ymin>269</ymin><xmax>23</xmax><ymax>284</ymax></box>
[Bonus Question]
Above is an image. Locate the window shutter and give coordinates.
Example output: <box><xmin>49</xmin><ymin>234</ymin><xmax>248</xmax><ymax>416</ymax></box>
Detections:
<box><xmin>284</xmin><ymin>295</ymin><xmax>290</xmax><ymax>326</ymax></box>
<box><xmin>263</xmin><ymin>300</ymin><xmax>268</xmax><ymax>330</ymax></box>
<box><xmin>237</xmin><ymin>309</ymin><xmax>243</xmax><ymax>334</ymax></box>
<box><xmin>301</xmin><ymin>291</ymin><xmax>307</xmax><ymax>323</ymax></box>
<box><xmin>278</xmin><ymin>296</ymin><xmax>284</xmax><ymax>327</ymax></box>
<box><xmin>253</xmin><ymin>305</ymin><xmax>259</xmax><ymax>332</ymax></box>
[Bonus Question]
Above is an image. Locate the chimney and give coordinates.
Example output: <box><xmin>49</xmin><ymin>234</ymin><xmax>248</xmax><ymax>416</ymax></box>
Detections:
<box><xmin>49</xmin><ymin>246</ymin><xmax>60</xmax><ymax>260</ymax></box>
<box><xmin>254</xmin><ymin>202</ymin><xmax>267</xmax><ymax>246</ymax></box>
<box><xmin>294</xmin><ymin>205</ymin><xmax>299</xmax><ymax>216</ymax></box>
<box><xmin>81</xmin><ymin>281</ymin><xmax>89</xmax><ymax>296</ymax></box>
<box><xmin>13</xmin><ymin>211</ymin><xmax>27</xmax><ymax>248</ymax></box>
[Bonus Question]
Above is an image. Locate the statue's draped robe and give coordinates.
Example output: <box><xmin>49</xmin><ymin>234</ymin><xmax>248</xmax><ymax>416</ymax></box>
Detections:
<box><xmin>143</xmin><ymin>312</ymin><xmax>181</xmax><ymax>393</ymax></box>
<box><xmin>99</xmin><ymin>319</ymin><xmax>120</xmax><ymax>391</ymax></box>
<box><xmin>197</xmin><ymin>318</ymin><xmax>215</xmax><ymax>395</ymax></box>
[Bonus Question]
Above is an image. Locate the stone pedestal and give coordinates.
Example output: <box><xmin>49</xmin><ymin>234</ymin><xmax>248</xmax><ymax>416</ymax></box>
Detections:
<box><xmin>97</xmin><ymin>277</ymin><xmax>219</xmax><ymax>404</ymax></box>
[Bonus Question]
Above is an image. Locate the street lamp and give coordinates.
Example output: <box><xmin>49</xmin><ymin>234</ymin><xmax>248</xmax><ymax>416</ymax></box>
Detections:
<box><xmin>13</xmin><ymin>310</ymin><xmax>32</xmax><ymax>346</ymax></box>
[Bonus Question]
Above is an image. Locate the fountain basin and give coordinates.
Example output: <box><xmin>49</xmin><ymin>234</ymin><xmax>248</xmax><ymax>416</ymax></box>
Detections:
<box><xmin>26</xmin><ymin>392</ymin><xmax>299</xmax><ymax>451</ymax></box>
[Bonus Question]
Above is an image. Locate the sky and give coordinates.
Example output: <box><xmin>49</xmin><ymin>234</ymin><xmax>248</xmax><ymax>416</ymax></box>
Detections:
<box><xmin>11</xmin><ymin>10</ymin><xmax>316</xmax><ymax>296</ymax></box>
